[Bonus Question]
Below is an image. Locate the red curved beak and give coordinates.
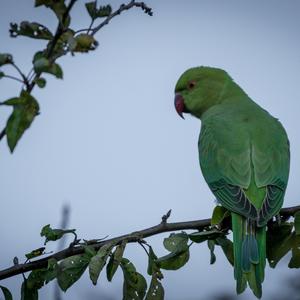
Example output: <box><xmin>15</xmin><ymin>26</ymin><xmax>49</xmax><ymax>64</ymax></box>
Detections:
<box><xmin>174</xmin><ymin>93</ymin><xmax>186</xmax><ymax>119</ymax></box>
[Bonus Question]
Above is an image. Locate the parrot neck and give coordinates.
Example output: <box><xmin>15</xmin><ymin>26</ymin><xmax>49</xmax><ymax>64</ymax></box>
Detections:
<box><xmin>196</xmin><ymin>81</ymin><xmax>251</xmax><ymax>120</ymax></box>
<box><xmin>221</xmin><ymin>80</ymin><xmax>250</xmax><ymax>104</ymax></box>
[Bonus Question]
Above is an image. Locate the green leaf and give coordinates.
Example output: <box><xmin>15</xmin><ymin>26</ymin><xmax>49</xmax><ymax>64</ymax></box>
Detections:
<box><xmin>211</xmin><ymin>206</ymin><xmax>229</xmax><ymax>226</ymax></box>
<box><xmin>6</xmin><ymin>90</ymin><xmax>39</xmax><ymax>152</ymax></box>
<box><xmin>207</xmin><ymin>240</ymin><xmax>216</xmax><ymax>264</ymax></box>
<box><xmin>3</xmin><ymin>97</ymin><xmax>26</xmax><ymax>106</ymax></box>
<box><xmin>84</xmin><ymin>245</ymin><xmax>97</xmax><ymax>258</ymax></box>
<box><xmin>121</xmin><ymin>258</ymin><xmax>147</xmax><ymax>300</ymax></box>
<box><xmin>163</xmin><ymin>232</ymin><xmax>188</xmax><ymax>253</ymax></box>
<box><xmin>21</xmin><ymin>280</ymin><xmax>38</xmax><ymax>300</ymax></box>
<box><xmin>145</xmin><ymin>275</ymin><xmax>164</xmax><ymax>300</ymax></box>
<box><xmin>85</xmin><ymin>1</ymin><xmax>97</xmax><ymax>19</ymax></box>
<box><xmin>25</xmin><ymin>259</ymin><xmax>58</xmax><ymax>291</ymax></box>
<box><xmin>35</xmin><ymin>0</ymin><xmax>70</xmax><ymax>27</ymax></box>
<box><xmin>9</xmin><ymin>22</ymin><xmax>53</xmax><ymax>40</ymax></box>
<box><xmin>97</xmin><ymin>5</ymin><xmax>112</xmax><ymax>17</ymax></box>
<box><xmin>34</xmin><ymin>78</ymin><xmax>46</xmax><ymax>88</ymax></box>
<box><xmin>215</xmin><ymin>236</ymin><xmax>234</xmax><ymax>266</ymax></box>
<box><xmin>267</xmin><ymin>222</ymin><xmax>294</xmax><ymax>268</ymax></box>
<box><xmin>156</xmin><ymin>249</ymin><xmax>189</xmax><ymax>270</ymax></box>
<box><xmin>0</xmin><ymin>71</ymin><xmax>4</xmax><ymax>79</ymax></box>
<box><xmin>189</xmin><ymin>229</ymin><xmax>224</xmax><ymax>244</ymax></box>
<box><xmin>147</xmin><ymin>246</ymin><xmax>158</xmax><ymax>276</ymax></box>
<box><xmin>27</xmin><ymin>270</ymin><xmax>47</xmax><ymax>290</ymax></box>
<box><xmin>73</xmin><ymin>34</ymin><xmax>98</xmax><ymax>52</ymax></box>
<box><xmin>106</xmin><ymin>241</ymin><xmax>126</xmax><ymax>282</ymax></box>
<box><xmin>288</xmin><ymin>247</ymin><xmax>300</xmax><ymax>268</ymax></box>
<box><xmin>0</xmin><ymin>286</ymin><xmax>13</xmax><ymax>300</ymax></box>
<box><xmin>25</xmin><ymin>247</ymin><xmax>46</xmax><ymax>260</ymax></box>
<box><xmin>33</xmin><ymin>57</ymin><xmax>63</xmax><ymax>79</ymax></box>
<box><xmin>0</xmin><ymin>53</ymin><xmax>13</xmax><ymax>66</ymax></box>
<box><xmin>294</xmin><ymin>211</ymin><xmax>300</xmax><ymax>235</ymax></box>
<box><xmin>85</xmin><ymin>2</ymin><xmax>112</xmax><ymax>19</ymax></box>
<box><xmin>45</xmin><ymin>258</ymin><xmax>58</xmax><ymax>283</ymax></box>
<box><xmin>89</xmin><ymin>243</ymin><xmax>114</xmax><ymax>285</ymax></box>
<box><xmin>40</xmin><ymin>224</ymin><xmax>75</xmax><ymax>244</ymax></box>
<box><xmin>57</xmin><ymin>254</ymin><xmax>90</xmax><ymax>292</ymax></box>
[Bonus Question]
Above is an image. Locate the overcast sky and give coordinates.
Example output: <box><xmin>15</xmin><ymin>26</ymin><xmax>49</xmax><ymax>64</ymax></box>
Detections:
<box><xmin>0</xmin><ymin>0</ymin><xmax>300</xmax><ymax>299</ymax></box>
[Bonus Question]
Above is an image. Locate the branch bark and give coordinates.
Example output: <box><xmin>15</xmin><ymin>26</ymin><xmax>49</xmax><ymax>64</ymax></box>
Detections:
<box><xmin>0</xmin><ymin>205</ymin><xmax>299</xmax><ymax>281</ymax></box>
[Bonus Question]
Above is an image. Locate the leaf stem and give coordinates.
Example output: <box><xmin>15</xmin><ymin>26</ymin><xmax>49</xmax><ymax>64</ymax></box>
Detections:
<box><xmin>11</xmin><ymin>62</ymin><xmax>30</xmax><ymax>88</ymax></box>
<box><xmin>3</xmin><ymin>74</ymin><xmax>24</xmax><ymax>84</ymax></box>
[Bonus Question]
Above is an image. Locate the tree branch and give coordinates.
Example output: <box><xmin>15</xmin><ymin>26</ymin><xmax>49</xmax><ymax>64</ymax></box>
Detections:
<box><xmin>90</xmin><ymin>0</ymin><xmax>153</xmax><ymax>35</ymax></box>
<box><xmin>0</xmin><ymin>205</ymin><xmax>299</xmax><ymax>281</ymax></box>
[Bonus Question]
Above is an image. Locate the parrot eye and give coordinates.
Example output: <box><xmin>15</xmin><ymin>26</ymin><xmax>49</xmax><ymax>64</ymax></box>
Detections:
<box><xmin>188</xmin><ymin>81</ymin><xmax>196</xmax><ymax>90</ymax></box>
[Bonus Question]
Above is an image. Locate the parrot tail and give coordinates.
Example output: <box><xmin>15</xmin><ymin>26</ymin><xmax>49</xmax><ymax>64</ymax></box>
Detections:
<box><xmin>231</xmin><ymin>212</ymin><xmax>266</xmax><ymax>299</ymax></box>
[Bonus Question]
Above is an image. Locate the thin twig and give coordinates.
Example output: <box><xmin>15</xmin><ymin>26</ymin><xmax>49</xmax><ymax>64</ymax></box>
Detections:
<box><xmin>11</xmin><ymin>62</ymin><xmax>29</xmax><ymax>89</ymax></box>
<box><xmin>0</xmin><ymin>204</ymin><xmax>299</xmax><ymax>281</ymax></box>
<box><xmin>3</xmin><ymin>75</ymin><xmax>24</xmax><ymax>84</ymax></box>
<box><xmin>0</xmin><ymin>128</ymin><xmax>6</xmax><ymax>141</ymax></box>
<box><xmin>91</xmin><ymin>0</ymin><xmax>153</xmax><ymax>36</ymax></box>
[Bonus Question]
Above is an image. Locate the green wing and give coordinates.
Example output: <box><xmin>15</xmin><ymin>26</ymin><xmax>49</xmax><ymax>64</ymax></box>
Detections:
<box><xmin>199</xmin><ymin>104</ymin><xmax>290</xmax><ymax>225</ymax></box>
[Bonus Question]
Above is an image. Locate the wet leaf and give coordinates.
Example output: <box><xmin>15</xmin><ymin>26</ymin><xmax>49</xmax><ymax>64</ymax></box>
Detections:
<box><xmin>40</xmin><ymin>224</ymin><xmax>75</xmax><ymax>244</ymax></box>
<box><xmin>145</xmin><ymin>275</ymin><xmax>164</xmax><ymax>300</ymax></box>
<box><xmin>34</xmin><ymin>77</ymin><xmax>46</xmax><ymax>88</ymax></box>
<box><xmin>6</xmin><ymin>90</ymin><xmax>39</xmax><ymax>152</ymax></box>
<box><xmin>147</xmin><ymin>246</ymin><xmax>158</xmax><ymax>276</ymax></box>
<box><xmin>189</xmin><ymin>229</ymin><xmax>224</xmax><ymax>244</ymax></box>
<box><xmin>163</xmin><ymin>232</ymin><xmax>188</xmax><ymax>253</ymax></box>
<box><xmin>57</xmin><ymin>254</ymin><xmax>90</xmax><ymax>292</ymax></box>
<box><xmin>85</xmin><ymin>1</ymin><xmax>97</xmax><ymax>19</ymax></box>
<box><xmin>45</xmin><ymin>258</ymin><xmax>58</xmax><ymax>283</ymax></box>
<box><xmin>106</xmin><ymin>241</ymin><xmax>126</xmax><ymax>282</ymax></box>
<box><xmin>73</xmin><ymin>34</ymin><xmax>98</xmax><ymax>52</ymax></box>
<box><xmin>21</xmin><ymin>280</ymin><xmax>38</xmax><ymax>300</ymax></box>
<box><xmin>83</xmin><ymin>245</ymin><xmax>97</xmax><ymax>258</ymax></box>
<box><xmin>216</xmin><ymin>236</ymin><xmax>234</xmax><ymax>265</ymax></box>
<box><xmin>207</xmin><ymin>240</ymin><xmax>216</xmax><ymax>264</ymax></box>
<box><xmin>9</xmin><ymin>21</ymin><xmax>53</xmax><ymax>40</ymax></box>
<box><xmin>89</xmin><ymin>243</ymin><xmax>114</xmax><ymax>285</ymax></box>
<box><xmin>156</xmin><ymin>249</ymin><xmax>189</xmax><ymax>270</ymax></box>
<box><xmin>121</xmin><ymin>258</ymin><xmax>147</xmax><ymax>300</ymax></box>
<box><xmin>33</xmin><ymin>57</ymin><xmax>63</xmax><ymax>78</ymax></box>
<box><xmin>25</xmin><ymin>247</ymin><xmax>46</xmax><ymax>260</ymax></box>
<box><xmin>35</xmin><ymin>0</ymin><xmax>70</xmax><ymax>27</ymax></box>
<box><xmin>0</xmin><ymin>53</ymin><xmax>13</xmax><ymax>66</ymax></box>
<box><xmin>211</xmin><ymin>206</ymin><xmax>229</xmax><ymax>226</ymax></box>
<box><xmin>288</xmin><ymin>247</ymin><xmax>300</xmax><ymax>268</ymax></box>
<box><xmin>0</xmin><ymin>286</ymin><xmax>12</xmax><ymax>300</ymax></box>
<box><xmin>294</xmin><ymin>211</ymin><xmax>300</xmax><ymax>235</ymax></box>
<box><xmin>96</xmin><ymin>5</ymin><xmax>112</xmax><ymax>17</ymax></box>
<box><xmin>27</xmin><ymin>270</ymin><xmax>47</xmax><ymax>290</ymax></box>
<box><xmin>267</xmin><ymin>222</ymin><xmax>293</xmax><ymax>268</ymax></box>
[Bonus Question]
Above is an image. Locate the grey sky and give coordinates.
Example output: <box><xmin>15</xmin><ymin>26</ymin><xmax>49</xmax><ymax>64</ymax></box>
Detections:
<box><xmin>0</xmin><ymin>0</ymin><xmax>300</xmax><ymax>299</ymax></box>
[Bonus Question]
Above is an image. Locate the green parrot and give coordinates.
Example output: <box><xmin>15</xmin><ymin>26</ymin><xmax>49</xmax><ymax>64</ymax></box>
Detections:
<box><xmin>174</xmin><ymin>66</ymin><xmax>290</xmax><ymax>298</ymax></box>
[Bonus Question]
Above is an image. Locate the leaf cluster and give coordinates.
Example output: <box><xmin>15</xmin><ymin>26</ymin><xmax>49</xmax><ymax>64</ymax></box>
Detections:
<box><xmin>0</xmin><ymin>0</ymin><xmax>152</xmax><ymax>152</ymax></box>
<box><xmin>1</xmin><ymin>209</ymin><xmax>300</xmax><ymax>300</ymax></box>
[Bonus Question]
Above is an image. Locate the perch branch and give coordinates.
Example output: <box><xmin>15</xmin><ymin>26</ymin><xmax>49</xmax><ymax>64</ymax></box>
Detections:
<box><xmin>0</xmin><ymin>205</ymin><xmax>299</xmax><ymax>281</ymax></box>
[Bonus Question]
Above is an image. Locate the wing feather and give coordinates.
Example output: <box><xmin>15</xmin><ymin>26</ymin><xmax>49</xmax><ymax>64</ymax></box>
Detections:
<box><xmin>199</xmin><ymin>109</ymin><xmax>289</xmax><ymax>225</ymax></box>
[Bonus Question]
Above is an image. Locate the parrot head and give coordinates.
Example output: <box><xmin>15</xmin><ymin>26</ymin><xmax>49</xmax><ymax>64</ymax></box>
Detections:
<box><xmin>174</xmin><ymin>66</ymin><xmax>233</xmax><ymax>119</ymax></box>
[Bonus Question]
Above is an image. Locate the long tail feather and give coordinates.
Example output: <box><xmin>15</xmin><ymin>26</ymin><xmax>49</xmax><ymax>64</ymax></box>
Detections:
<box><xmin>231</xmin><ymin>212</ymin><xmax>266</xmax><ymax>299</ymax></box>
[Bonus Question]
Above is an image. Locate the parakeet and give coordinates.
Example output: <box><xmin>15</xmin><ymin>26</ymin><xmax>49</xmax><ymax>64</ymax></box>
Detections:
<box><xmin>174</xmin><ymin>66</ymin><xmax>290</xmax><ymax>298</ymax></box>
